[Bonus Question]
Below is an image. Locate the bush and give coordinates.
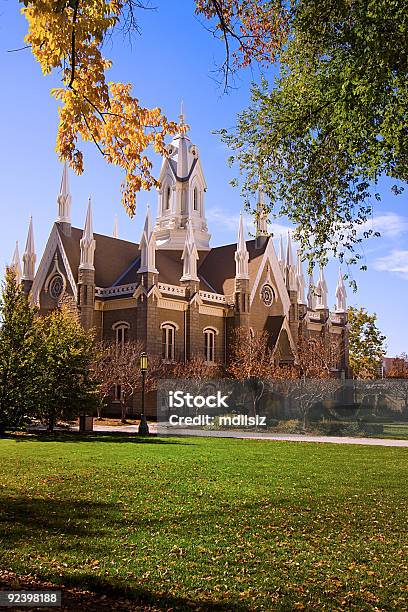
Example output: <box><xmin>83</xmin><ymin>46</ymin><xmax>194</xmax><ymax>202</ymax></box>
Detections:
<box><xmin>272</xmin><ymin>420</ymin><xmax>304</xmax><ymax>433</ymax></box>
<box><xmin>315</xmin><ymin>421</ymin><xmax>347</xmax><ymax>435</ymax></box>
<box><xmin>358</xmin><ymin>422</ymin><xmax>384</xmax><ymax>435</ymax></box>
<box><xmin>264</xmin><ymin>417</ymin><xmax>279</xmax><ymax>428</ymax></box>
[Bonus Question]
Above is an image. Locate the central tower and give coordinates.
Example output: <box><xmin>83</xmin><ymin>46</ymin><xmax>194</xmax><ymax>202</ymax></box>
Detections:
<box><xmin>154</xmin><ymin>109</ymin><xmax>211</xmax><ymax>250</ymax></box>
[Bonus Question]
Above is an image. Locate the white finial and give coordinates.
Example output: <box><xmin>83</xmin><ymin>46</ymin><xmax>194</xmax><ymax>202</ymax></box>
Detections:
<box><xmin>235</xmin><ymin>213</ymin><xmax>249</xmax><ymax>280</ymax></box>
<box><xmin>57</xmin><ymin>161</ymin><xmax>72</xmax><ymax>224</ymax></box>
<box><xmin>11</xmin><ymin>241</ymin><xmax>22</xmax><ymax>283</ymax></box>
<box><xmin>316</xmin><ymin>265</ymin><xmax>328</xmax><ymax>309</ymax></box>
<box><xmin>138</xmin><ymin>204</ymin><xmax>158</xmax><ymax>274</ymax></box>
<box><xmin>286</xmin><ymin>231</ymin><xmax>294</xmax><ymax>268</ymax></box>
<box><xmin>335</xmin><ymin>268</ymin><xmax>347</xmax><ymax>313</ymax></box>
<box><xmin>296</xmin><ymin>251</ymin><xmax>306</xmax><ymax>305</ymax></box>
<box><xmin>285</xmin><ymin>231</ymin><xmax>297</xmax><ymax>291</ymax></box>
<box><xmin>307</xmin><ymin>270</ymin><xmax>316</xmax><ymax>310</ymax></box>
<box><xmin>22</xmin><ymin>217</ymin><xmax>36</xmax><ymax>281</ymax></box>
<box><xmin>179</xmin><ymin>100</ymin><xmax>185</xmax><ymax>126</ymax></box>
<box><xmin>79</xmin><ymin>196</ymin><xmax>96</xmax><ymax>270</ymax></box>
<box><xmin>113</xmin><ymin>215</ymin><xmax>119</xmax><ymax>239</ymax></box>
<box><xmin>180</xmin><ymin>220</ymin><xmax>199</xmax><ymax>282</ymax></box>
<box><xmin>278</xmin><ymin>234</ymin><xmax>285</xmax><ymax>271</ymax></box>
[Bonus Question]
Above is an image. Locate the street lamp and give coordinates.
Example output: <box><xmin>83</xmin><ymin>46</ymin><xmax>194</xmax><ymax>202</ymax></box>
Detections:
<box><xmin>138</xmin><ymin>352</ymin><xmax>149</xmax><ymax>435</ymax></box>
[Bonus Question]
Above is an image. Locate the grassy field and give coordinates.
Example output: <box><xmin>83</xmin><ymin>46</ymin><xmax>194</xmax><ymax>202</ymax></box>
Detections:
<box><xmin>0</xmin><ymin>433</ymin><xmax>407</xmax><ymax>611</ymax></box>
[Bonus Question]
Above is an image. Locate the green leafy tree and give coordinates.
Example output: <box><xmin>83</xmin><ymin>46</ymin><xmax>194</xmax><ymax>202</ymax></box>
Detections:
<box><xmin>0</xmin><ymin>269</ymin><xmax>39</xmax><ymax>433</ymax></box>
<box><xmin>34</xmin><ymin>307</ymin><xmax>98</xmax><ymax>431</ymax></box>
<box><xmin>221</xmin><ymin>0</ymin><xmax>408</xmax><ymax>272</ymax></box>
<box><xmin>348</xmin><ymin>306</ymin><xmax>386</xmax><ymax>379</ymax></box>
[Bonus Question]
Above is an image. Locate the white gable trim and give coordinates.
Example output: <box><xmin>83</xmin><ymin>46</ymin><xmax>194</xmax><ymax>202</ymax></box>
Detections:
<box><xmin>250</xmin><ymin>238</ymin><xmax>290</xmax><ymax>315</ymax></box>
<box><xmin>191</xmin><ymin>159</ymin><xmax>207</xmax><ymax>191</ymax></box>
<box><xmin>31</xmin><ymin>225</ymin><xmax>78</xmax><ymax>306</ymax></box>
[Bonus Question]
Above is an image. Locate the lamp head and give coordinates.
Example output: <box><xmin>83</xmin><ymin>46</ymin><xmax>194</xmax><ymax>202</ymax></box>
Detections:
<box><xmin>140</xmin><ymin>351</ymin><xmax>148</xmax><ymax>372</ymax></box>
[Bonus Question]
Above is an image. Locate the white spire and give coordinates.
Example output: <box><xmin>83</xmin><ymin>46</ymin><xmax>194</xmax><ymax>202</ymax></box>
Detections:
<box><xmin>285</xmin><ymin>231</ymin><xmax>297</xmax><ymax>291</ymax></box>
<box><xmin>256</xmin><ymin>188</ymin><xmax>268</xmax><ymax>237</ymax></box>
<box><xmin>79</xmin><ymin>196</ymin><xmax>96</xmax><ymax>270</ymax></box>
<box><xmin>113</xmin><ymin>215</ymin><xmax>119</xmax><ymax>239</ymax></box>
<box><xmin>316</xmin><ymin>265</ymin><xmax>328</xmax><ymax>309</ymax></box>
<box><xmin>138</xmin><ymin>204</ymin><xmax>158</xmax><ymax>274</ymax></box>
<box><xmin>179</xmin><ymin>100</ymin><xmax>185</xmax><ymax>127</ymax></box>
<box><xmin>57</xmin><ymin>161</ymin><xmax>72</xmax><ymax>224</ymax></box>
<box><xmin>296</xmin><ymin>251</ymin><xmax>306</xmax><ymax>305</ymax></box>
<box><xmin>180</xmin><ymin>220</ymin><xmax>199</xmax><ymax>282</ymax></box>
<box><xmin>22</xmin><ymin>217</ymin><xmax>36</xmax><ymax>281</ymax></box>
<box><xmin>278</xmin><ymin>234</ymin><xmax>285</xmax><ymax>272</ymax></box>
<box><xmin>307</xmin><ymin>270</ymin><xmax>316</xmax><ymax>310</ymax></box>
<box><xmin>175</xmin><ymin>100</ymin><xmax>189</xmax><ymax>179</ymax></box>
<box><xmin>11</xmin><ymin>241</ymin><xmax>22</xmax><ymax>283</ymax></box>
<box><xmin>286</xmin><ymin>231</ymin><xmax>294</xmax><ymax>268</ymax></box>
<box><xmin>335</xmin><ymin>268</ymin><xmax>347</xmax><ymax>313</ymax></box>
<box><xmin>235</xmin><ymin>213</ymin><xmax>249</xmax><ymax>280</ymax></box>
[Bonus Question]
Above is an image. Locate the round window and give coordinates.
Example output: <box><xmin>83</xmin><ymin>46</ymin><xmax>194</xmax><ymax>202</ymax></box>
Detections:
<box><xmin>49</xmin><ymin>274</ymin><xmax>64</xmax><ymax>300</ymax></box>
<box><xmin>260</xmin><ymin>283</ymin><xmax>275</xmax><ymax>307</ymax></box>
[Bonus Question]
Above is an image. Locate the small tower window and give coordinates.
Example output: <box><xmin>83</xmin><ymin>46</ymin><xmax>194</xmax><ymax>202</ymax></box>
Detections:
<box><xmin>193</xmin><ymin>187</ymin><xmax>198</xmax><ymax>211</ymax></box>
<box><xmin>165</xmin><ymin>186</ymin><xmax>171</xmax><ymax>211</ymax></box>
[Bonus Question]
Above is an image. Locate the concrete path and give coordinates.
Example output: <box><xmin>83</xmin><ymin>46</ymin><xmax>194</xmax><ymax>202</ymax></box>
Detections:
<box><xmin>91</xmin><ymin>424</ymin><xmax>408</xmax><ymax>447</ymax></box>
<box><xmin>28</xmin><ymin>423</ymin><xmax>408</xmax><ymax>447</ymax></box>
<box><xmin>154</xmin><ymin>427</ymin><xmax>408</xmax><ymax>447</ymax></box>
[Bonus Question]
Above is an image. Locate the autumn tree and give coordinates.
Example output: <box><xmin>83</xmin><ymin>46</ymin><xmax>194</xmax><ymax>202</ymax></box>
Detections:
<box><xmin>385</xmin><ymin>354</ymin><xmax>408</xmax><ymax>418</ymax></box>
<box><xmin>91</xmin><ymin>342</ymin><xmax>117</xmax><ymax>419</ymax></box>
<box><xmin>387</xmin><ymin>354</ymin><xmax>408</xmax><ymax>379</ymax></box>
<box><xmin>228</xmin><ymin>327</ymin><xmax>276</xmax><ymax>416</ymax></box>
<box><xmin>170</xmin><ymin>356</ymin><xmax>224</xmax><ymax>416</ymax></box>
<box><xmin>283</xmin><ymin>333</ymin><xmax>343</xmax><ymax>430</ymax></box>
<box><xmin>104</xmin><ymin>340</ymin><xmax>166</xmax><ymax>422</ymax></box>
<box><xmin>0</xmin><ymin>269</ymin><xmax>40</xmax><ymax>433</ymax></box>
<box><xmin>348</xmin><ymin>306</ymin><xmax>386</xmax><ymax>380</ymax></box>
<box><xmin>19</xmin><ymin>0</ymin><xmax>286</xmax><ymax>214</ymax></box>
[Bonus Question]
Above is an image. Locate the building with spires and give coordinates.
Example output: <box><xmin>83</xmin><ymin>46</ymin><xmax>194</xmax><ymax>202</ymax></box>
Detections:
<box><xmin>12</xmin><ymin>118</ymin><xmax>349</xmax><ymax>415</ymax></box>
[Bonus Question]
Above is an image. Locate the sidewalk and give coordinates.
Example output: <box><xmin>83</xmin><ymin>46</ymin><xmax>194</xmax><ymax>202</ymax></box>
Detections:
<box><xmin>71</xmin><ymin>423</ymin><xmax>408</xmax><ymax>447</ymax></box>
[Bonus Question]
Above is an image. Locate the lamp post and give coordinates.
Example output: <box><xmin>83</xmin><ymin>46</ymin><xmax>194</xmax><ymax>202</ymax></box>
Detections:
<box><xmin>138</xmin><ymin>351</ymin><xmax>149</xmax><ymax>435</ymax></box>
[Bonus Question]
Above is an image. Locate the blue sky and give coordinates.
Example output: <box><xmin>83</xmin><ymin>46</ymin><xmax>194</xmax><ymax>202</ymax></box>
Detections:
<box><xmin>0</xmin><ymin>1</ymin><xmax>407</xmax><ymax>355</ymax></box>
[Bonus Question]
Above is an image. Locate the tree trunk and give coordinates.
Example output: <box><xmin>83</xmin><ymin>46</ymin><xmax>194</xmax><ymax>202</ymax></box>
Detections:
<box><xmin>120</xmin><ymin>400</ymin><xmax>126</xmax><ymax>423</ymax></box>
<box><xmin>48</xmin><ymin>408</ymin><xmax>55</xmax><ymax>433</ymax></box>
<box><xmin>302</xmin><ymin>406</ymin><xmax>310</xmax><ymax>431</ymax></box>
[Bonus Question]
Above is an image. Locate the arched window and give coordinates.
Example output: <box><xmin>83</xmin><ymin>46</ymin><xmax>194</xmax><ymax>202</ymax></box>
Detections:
<box><xmin>112</xmin><ymin>322</ymin><xmax>130</xmax><ymax>350</ymax></box>
<box><xmin>193</xmin><ymin>187</ymin><xmax>198</xmax><ymax>211</ymax></box>
<box><xmin>164</xmin><ymin>185</ymin><xmax>171</xmax><ymax>211</ymax></box>
<box><xmin>161</xmin><ymin>323</ymin><xmax>176</xmax><ymax>361</ymax></box>
<box><xmin>204</xmin><ymin>327</ymin><xmax>217</xmax><ymax>363</ymax></box>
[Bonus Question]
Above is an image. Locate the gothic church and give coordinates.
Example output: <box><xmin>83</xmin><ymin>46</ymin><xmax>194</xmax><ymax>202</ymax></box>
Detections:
<box><xmin>12</xmin><ymin>117</ymin><xmax>349</xmax><ymax>406</ymax></box>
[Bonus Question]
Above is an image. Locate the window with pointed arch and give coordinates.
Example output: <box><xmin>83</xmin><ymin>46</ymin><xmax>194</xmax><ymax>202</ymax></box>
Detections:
<box><xmin>193</xmin><ymin>186</ymin><xmax>199</xmax><ymax>211</ymax></box>
<box><xmin>112</xmin><ymin>322</ymin><xmax>130</xmax><ymax>350</ymax></box>
<box><xmin>204</xmin><ymin>327</ymin><xmax>217</xmax><ymax>363</ymax></box>
<box><xmin>164</xmin><ymin>185</ymin><xmax>171</xmax><ymax>211</ymax></box>
<box><xmin>162</xmin><ymin>323</ymin><xmax>176</xmax><ymax>361</ymax></box>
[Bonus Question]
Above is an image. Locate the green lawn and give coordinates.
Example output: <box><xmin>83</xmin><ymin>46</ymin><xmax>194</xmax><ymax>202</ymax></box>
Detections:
<box><xmin>0</xmin><ymin>433</ymin><xmax>407</xmax><ymax>610</ymax></box>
